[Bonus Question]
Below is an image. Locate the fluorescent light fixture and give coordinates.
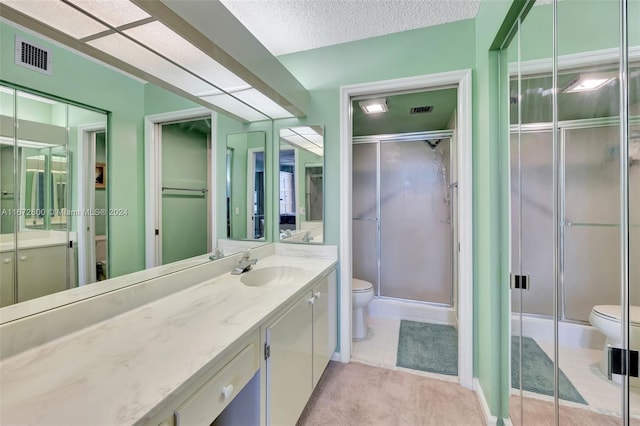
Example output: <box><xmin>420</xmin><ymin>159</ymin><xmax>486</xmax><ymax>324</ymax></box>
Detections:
<box><xmin>563</xmin><ymin>73</ymin><xmax>617</xmax><ymax>93</ymax></box>
<box><xmin>88</xmin><ymin>33</ymin><xmax>216</xmax><ymax>95</ymax></box>
<box><xmin>231</xmin><ymin>88</ymin><xmax>294</xmax><ymax>119</ymax></box>
<box><xmin>0</xmin><ymin>136</ymin><xmax>59</xmax><ymax>149</ymax></box>
<box><xmin>123</xmin><ymin>22</ymin><xmax>251</xmax><ymax>92</ymax></box>
<box><xmin>200</xmin><ymin>93</ymin><xmax>269</xmax><ymax>122</ymax></box>
<box><xmin>66</xmin><ymin>0</ymin><xmax>151</xmax><ymax>28</ymax></box>
<box><xmin>280</xmin><ymin>127</ymin><xmax>324</xmax><ymax>156</ymax></box>
<box><xmin>2</xmin><ymin>0</ymin><xmax>107</xmax><ymax>39</ymax></box>
<box><xmin>1</xmin><ymin>0</ymin><xmax>298</xmax><ymax>122</ymax></box>
<box><xmin>359</xmin><ymin>98</ymin><xmax>388</xmax><ymax>114</ymax></box>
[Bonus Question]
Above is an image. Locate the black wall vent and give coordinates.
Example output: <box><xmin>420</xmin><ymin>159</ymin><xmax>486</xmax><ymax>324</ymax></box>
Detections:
<box><xmin>410</xmin><ymin>105</ymin><xmax>433</xmax><ymax>114</ymax></box>
<box><xmin>15</xmin><ymin>37</ymin><xmax>52</xmax><ymax>75</ymax></box>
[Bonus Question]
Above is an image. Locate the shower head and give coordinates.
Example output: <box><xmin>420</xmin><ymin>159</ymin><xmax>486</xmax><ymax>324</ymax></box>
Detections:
<box><xmin>425</xmin><ymin>139</ymin><xmax>441</xmax><ymax>149</ymax></box>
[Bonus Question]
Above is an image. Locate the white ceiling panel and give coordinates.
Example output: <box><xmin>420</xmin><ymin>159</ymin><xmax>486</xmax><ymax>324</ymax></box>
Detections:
<box><xmin>88</xmin><ymin>33</ymin><xmax>216</xmax><ymax>95</ymax></box>
<box><xmin>2</xmin><ymin>0</ymin><xmax>108</xmax><ymax>39</ymax></box>
<box><xmin>124</xmin><ymin>21</ymin><xmax>251</xmax><ymax>92</ymax></box>
<box><xmin>200</xmin><ymin>93</ymin><xmax>269</xmax><ymax>122</ymax></box>
<box><xmin>66</xmin><ymin>0</ymin><xmax>151</xmax><ymax>28</ymax></box>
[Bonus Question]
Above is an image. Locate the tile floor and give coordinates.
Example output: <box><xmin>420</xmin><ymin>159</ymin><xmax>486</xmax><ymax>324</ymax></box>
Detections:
<box><xmin>530</xmin><ymin>339</ymin><xmax>640</xmax><ymax>419</ymax></box>
<box><xmin>351</xmin><ymin>316</ymin><xmax>458</xmax><ymax>383</ymax></box>
<box><xmin>352</xmin><ymin>316</ymin><xmax>640</xmax><ymax>421</ymax></box>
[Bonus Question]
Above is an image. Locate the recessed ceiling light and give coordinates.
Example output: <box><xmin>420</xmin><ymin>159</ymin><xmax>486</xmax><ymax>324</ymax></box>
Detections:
<box><xmin>563</xmin><ymin>73</ymin><xmax>617</xmax><ymax>93</ymax></box>
<box><xmin>359</xmin><ymin>98</ymin><xmax>388</xmax><ymax>114</ymax></box>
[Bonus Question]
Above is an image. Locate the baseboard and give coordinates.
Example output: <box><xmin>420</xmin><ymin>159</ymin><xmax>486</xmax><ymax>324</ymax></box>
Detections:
<box><xmin>503</xmin><ymin>418</ymin><xmax>513</xmax><ymax>426</ymax></box>
<box><xmin>330</xmin><ymin>352</ymin><xmax>342</xmax><ymax>362</ymax></box>
<box><xmin>473</xmin><ymin>378</ymin><xmax>498</xmax><ymax>426</ymax></box>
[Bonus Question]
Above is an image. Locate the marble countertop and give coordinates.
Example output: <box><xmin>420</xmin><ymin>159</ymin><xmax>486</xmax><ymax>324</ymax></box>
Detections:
<box><xmin>0</xmin><ymin>253</ymin><xmax>336</xmax><ymax>425</ymax></box>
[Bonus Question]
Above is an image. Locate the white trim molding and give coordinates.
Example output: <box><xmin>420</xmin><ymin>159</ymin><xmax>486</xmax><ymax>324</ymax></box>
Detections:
<box><xmin>339</xmin><ymin>69</ymin><xmax>474</xmax><ymax>389</ymax></box>
<box><xmin>473</xmin><ymin>378</ymin><xmax>499</xmax><ymax>426</ymax></box>
<box><xmin>76</xmin><ymin>122</ymin><xmax>106</xmax><ymax>286</ymax></box>
<box><xmin>144</xmin><ymin>107</ymin><xmax>217</xmax><ymax>268</ymax></box>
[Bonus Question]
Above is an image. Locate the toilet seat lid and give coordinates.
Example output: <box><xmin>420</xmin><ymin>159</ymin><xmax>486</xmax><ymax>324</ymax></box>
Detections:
<box><xmin>593</xmin><ymin>305</ymin><xmax>640</xmax><ymax>325</ymax></box>
<box><xmin>352</xmin><ymin>278</ymin><xmax>373</xmax><ymax>293</ymax></box>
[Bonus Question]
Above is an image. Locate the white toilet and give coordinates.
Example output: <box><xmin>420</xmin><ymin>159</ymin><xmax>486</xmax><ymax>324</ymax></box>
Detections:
<box><xmin>589</xmin><ymin>305</ymin><xmax>640</xmax><ymax>386</ymax></box>
<box><xmin>352</xmin><ymin>278</ymin><xmax>374</xmax><ymax>339</ymax></box>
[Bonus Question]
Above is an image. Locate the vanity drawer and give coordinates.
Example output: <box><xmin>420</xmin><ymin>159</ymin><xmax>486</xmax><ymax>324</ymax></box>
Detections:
<box><xmin>175</xmin><ymin>343</ymin><xmax>258</xmax><ymax>426</ymax></box>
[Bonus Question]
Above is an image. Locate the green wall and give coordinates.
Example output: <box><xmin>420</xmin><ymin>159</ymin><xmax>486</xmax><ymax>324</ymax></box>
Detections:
<box><xmin>161</xmin><ymin>122</ymin><xmax>209</xmax><ymax>264</ymax></box>
<box><xmin>473</xmin><ymin>1</ymin><xmax>514</xmax><ymax>422</ymax></box>
<box><xmin>1</xmin><ymin>22</ymin><xmax>144</xmax><ymax>277</ymax></box>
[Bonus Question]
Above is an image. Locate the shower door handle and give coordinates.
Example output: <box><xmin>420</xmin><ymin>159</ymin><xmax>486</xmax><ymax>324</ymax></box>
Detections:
<box><xmin>510</xmin><ymin>273</ymin><xmax>530</xmax><ymax>290</ymax></box>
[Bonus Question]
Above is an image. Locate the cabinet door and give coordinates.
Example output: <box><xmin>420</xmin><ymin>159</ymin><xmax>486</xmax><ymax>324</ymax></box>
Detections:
<box><xmin>17</xmin><ymin>245</ymin><xmax>68</xmax><ymax>302</ymax></box>
<box><xmin>266</xmin><ymin>294</ymin><xmax>313</xmax><ymax>426</ymax></box>
<box><xmin>0</xmin><ymin>252</ymin><xmax>15</xmax><ymax>307</ymax></box>
<box><xmin>312</xmin><ymin>271</ymin><xmax>337</xmax><ymax>387</ymax></box>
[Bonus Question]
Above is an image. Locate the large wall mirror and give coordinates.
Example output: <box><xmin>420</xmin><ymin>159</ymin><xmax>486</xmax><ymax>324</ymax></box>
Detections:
<box><xmin>226</xmin><ymin>131</ymin><xmax>267</xmax><ymax>241</ymax></box>
<box><xmin>278</xmin><ymin>126</ymin><xmax>324</xmax><ymax>244</ymax></box>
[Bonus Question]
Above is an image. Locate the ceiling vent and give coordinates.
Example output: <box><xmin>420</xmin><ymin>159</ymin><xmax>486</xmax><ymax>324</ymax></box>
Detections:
<box><xmin>15</xmin><ymin>37</ymin><xmax>52</xmax><ymax>75</ymax></box>
<box><xmin>409</xmin><ymin>105</ymin><xmax>433</xmax><ymax>114</ymax></box>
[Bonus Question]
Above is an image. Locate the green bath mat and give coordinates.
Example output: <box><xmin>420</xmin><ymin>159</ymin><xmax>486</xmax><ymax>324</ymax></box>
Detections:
<box><xmin>396</xmin><ymin>320</ymin><xmax>458</xmax><ymax>375</ymax></box>
<box><xmin>511</xmin><ymin>336</ymin><xmax>587</xmax><ymax>405</ymax></box>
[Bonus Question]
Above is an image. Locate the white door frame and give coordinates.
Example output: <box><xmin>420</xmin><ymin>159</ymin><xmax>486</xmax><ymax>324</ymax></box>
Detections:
<box><xmin>77</xmin><ymin>122</ymin><xmax>106</xmax><ymax>286</ymax></box>
<box><xmin>246</xmin><ymin>147</ymin><xmax>265</xmax><ymax>239</ymax></box>
<box><xmin>144</xmin><ymin>107</ymin><xmax>217</xmax><ymax>268</ymax></box>
<box><xmin>339</xmin><ymin>69</ymin><xmax>473</xmax><ymax>389</ymax></box>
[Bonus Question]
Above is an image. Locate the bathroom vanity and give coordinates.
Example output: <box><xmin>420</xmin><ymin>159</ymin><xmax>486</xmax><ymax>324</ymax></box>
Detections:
<box><xmin>0</xmin><ymin>243</ymin><xmax>337</xmax><ymax>426</ymax></box>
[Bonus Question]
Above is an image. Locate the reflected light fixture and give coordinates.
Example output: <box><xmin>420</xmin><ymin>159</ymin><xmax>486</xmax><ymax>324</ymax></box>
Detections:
<box><xmin>359</xmin><ymin>98</ymin><xmax>388</xmax><ymax>114</ymax></box>
<box><xmin>563</xmin><ymin>73</ymin><xmax>617</xmax><ymax>93</ymax></box>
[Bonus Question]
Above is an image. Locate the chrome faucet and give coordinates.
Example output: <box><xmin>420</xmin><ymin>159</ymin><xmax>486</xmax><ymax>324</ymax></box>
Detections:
<box><xmin>231</xmin><ymin>249</ymin><xmax>258</xmax><ymax>275</ymax></box>
<box><xmin>302</xmin><ymin>231</ymin><xmax>313</xmax><ymax>243</ymax></box>
<box><xmin>209</xmin><ymin>246</ymin><xmax>224</xmax><ymax>261</ymax></box>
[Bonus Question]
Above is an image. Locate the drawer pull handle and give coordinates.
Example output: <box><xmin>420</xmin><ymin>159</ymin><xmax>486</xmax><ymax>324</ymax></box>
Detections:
<box><xmin>308</xmin><ymin>296</ymin><xmax>316</xmax><ymax>305</ymax></box>
<box><xmin>314</xmin><ymin>291</ymin><xmax>321</xmax><ymax>299</ymax></box>
<box><xmin>19</xmin><ymin>256</ymin><xmax>27</xmax><ymax>261</ymax></box>
<box><xmin>3</xmin><ymin>258</ymin><xmax>10</xmax><ymax>264</ymax></box>
<box><xmin>221</xmin><ymin>384</ymin><xmax>234</xmax><ymax>400</ymax></box>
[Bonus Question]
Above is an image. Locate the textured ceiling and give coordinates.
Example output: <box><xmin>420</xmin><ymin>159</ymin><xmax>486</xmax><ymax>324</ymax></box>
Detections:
<box><xmin>219</xmin><ymin>0</ymin><xmax>481</xmax><ymax>56</ymax></box>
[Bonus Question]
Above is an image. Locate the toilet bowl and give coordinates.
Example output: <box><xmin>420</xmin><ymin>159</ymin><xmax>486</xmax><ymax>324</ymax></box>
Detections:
<box><xmin>352</xmin><ymin>278</ymin><xmax>374</xmax><ymax>339</ymax></box>
<box><xmin>589</xmin><ymin>305</ymin><xmax>640</xmax><ymax>386</ymax></box>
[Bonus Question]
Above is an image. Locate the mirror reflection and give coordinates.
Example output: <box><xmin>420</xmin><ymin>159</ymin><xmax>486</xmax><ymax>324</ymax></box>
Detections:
<box><xmin>226</xmin><ymin>131</ymin><xmax>266</xmax><ymax>241</ymax></box>
<box><xmin>278</xmin><ymin>126</ymin><xmax>324</xmax><ymax>244</ymax></box>
<box><xmin>0</xmin><ymin>88</ymin><xmax>109</xmax><ymax>306</ymax></box>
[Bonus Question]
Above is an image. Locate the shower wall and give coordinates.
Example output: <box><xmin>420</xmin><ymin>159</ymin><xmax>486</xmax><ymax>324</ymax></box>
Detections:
<box><xmin>353</xmin><ymin>134</ymin><xmax>454</xmax><ymax>305</ymax></box>
<box><xmin>510</xmin><ymin>123</ymin><xmax>640</xmax><ymax>322</ymax></box>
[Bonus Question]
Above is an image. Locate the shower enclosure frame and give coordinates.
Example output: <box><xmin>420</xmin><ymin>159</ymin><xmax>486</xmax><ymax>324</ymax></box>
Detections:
<box><xmin>338</xmin><ymin>69</ymin><xmax>474</xmax><ymax>389</ymax></box>
<box><xmin>510</xmin><ymin>112</ymin><xmax>640</xmax><ymax>326</ymax></box>
<box><xmin>353</xmin><ymin>130</ymin><xmax>457</xmax><ymax>308</ymax></box>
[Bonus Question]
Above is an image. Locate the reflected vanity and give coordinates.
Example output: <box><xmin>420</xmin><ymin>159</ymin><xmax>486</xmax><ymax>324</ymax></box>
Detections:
<box><xmin>278</xmin><ymin>126</ymin><xmax>324</xmax><ymax>244</ymax></box>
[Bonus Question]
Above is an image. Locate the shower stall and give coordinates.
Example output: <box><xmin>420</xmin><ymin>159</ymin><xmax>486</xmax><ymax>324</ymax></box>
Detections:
<box><xmin>511</xmin><ymin>121</ymin><xmax>640</xmax><ymax>324</ymax></box>
<box><xmin>352</xmin><ymin>131</ymin><xmax>457</xmax><ymax>314</ymax></box>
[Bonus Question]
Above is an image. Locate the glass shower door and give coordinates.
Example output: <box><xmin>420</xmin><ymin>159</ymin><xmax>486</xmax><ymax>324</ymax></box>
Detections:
<box><xmin>379</xmin><ymin>138</ymin><xmax>452</xmax><ymax>304</ymax></box>
<box><xmin>352</xmin><ymin>142</ymin><xmax>379</xmax><ymax>293</ymax></box>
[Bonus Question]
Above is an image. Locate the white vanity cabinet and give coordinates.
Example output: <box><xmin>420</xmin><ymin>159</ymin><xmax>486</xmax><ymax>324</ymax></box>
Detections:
<box><xmin>265</xmin><ymin>269</ymin><xmax>337</xmax><ymax>426</ymax></box>
<box><xmin>0</xmin><ymin>251</ymin><xmax>14</xmax><ymax>307</ymax></box>
<box><xmin>17</xmin><ymin>245</ymin><xmax>68</xmax><ymax>302</ymax></box>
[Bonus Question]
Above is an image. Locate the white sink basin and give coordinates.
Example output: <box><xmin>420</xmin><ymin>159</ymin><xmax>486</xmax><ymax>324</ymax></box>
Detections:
<box><xmin>240</xmin><ymin>266</ymin><xmax>306</xmax><ymax>287</ymax></box>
